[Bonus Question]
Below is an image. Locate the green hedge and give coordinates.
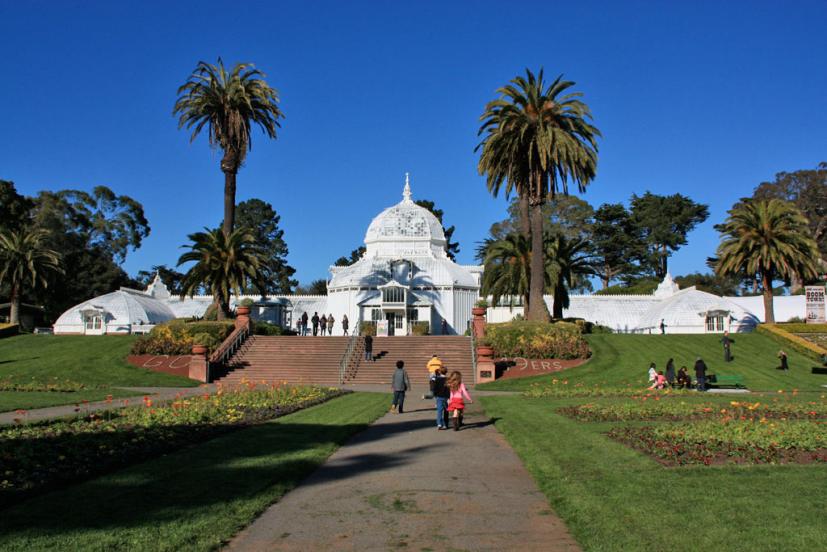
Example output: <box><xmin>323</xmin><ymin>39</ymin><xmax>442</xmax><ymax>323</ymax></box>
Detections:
<box><xmin>253</xmin><ymin>321</ymin><xmax>297</xmax><ymax>336</ymax></box>
<box><xmin>359</xmin><ymin>321</ymin><xmax>376</xmax><ymax>336</ymax></box>
<box><xmin>483</xmin><ymin>320</ymin><xmax>590</xmax><ymax>359</ymax></box>
<box><xmin>756</xmin><ymin>324</ymin><xmax>826</xmax><ymax>361</ymax></box>
<box><xmin>0</xmin><ymin>324</ymin><xmax>20</xmax><ymax>339</ymax></box>
<box><xmin>776</xmin><ymin>323</ymin><xmax>827</xmax><ymax>334</ymax></box>
<box><xmin>411</xmin><ymin>321</ymin><xmax>430</xmax><ymax>336</ymax></box>
<box><xmin>130</xmin><ymin>321</ymin><xmax>235</xmax><ymax>355</ymax></box>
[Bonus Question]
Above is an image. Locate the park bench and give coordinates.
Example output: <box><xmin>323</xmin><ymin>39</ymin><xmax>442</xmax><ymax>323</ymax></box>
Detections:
<box><xmin>709</xmin><ymin>373</ymin><xmax>745</xmax><ymax>389</ymax></box>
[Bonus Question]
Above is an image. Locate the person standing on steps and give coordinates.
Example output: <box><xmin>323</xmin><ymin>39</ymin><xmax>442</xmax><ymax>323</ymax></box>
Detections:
<box><xmin>431</xmin><ymin>366</ymin><xmax>449</xmax><ymax>430</ymax></box>
<box><xmin>319</xmin><ymin>314</ymin><xmax>327</xmax><ymax>336</ymax></box>
<box><xmin>327</xmin><ymin>314</ymin><xmax>335</xmax><ymax>336</ymax></box>
<box><xmin>311</xmin><ymin>312</ymin><xmax>319</xmax><ymax>336</ymax></box>
<box><xmin>342</xmin><ymin>314</ymin><xmax>349</xmax><ymax>336</ymax></box>
<box><xmin>301</xmin><ymin>312</ymin><xmax>309</xmax><ymax>336</ymax></box>
<box><xmin>721</xmin><ymin>331</ymin><xmax>733</xmax><ymax>362</ymax></box>
<box><xmin>390</xmin><ymin>360</ymin><xmax>411</xmax><ymax>413</ymax></box>
<box><xmin>447</xmin><ymin>370</ymin><xmax>472</xmax><ymax>431</ymax></box>
<box><xmin>364</xmin><ymin>334</ymin><xmax>373</xmax><ymax>361</ymax></box>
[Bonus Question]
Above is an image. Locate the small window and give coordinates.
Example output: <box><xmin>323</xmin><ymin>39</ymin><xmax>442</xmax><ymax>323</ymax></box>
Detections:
<box><xmin>382</xmin><ymin>286</ymin><xmax>405</xmax><ymax>304</ymax></box>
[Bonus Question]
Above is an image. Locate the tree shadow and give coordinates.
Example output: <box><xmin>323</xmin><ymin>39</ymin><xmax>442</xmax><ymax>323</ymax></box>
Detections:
<box><xmin>0</xmin><ymin>357</ymin><xmax>40</xmax><ymax>365</ymax></box>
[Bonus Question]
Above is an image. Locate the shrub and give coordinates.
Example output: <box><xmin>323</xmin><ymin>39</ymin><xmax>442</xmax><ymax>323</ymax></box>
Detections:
<box><xmin>360</xmin><ymin>321</ymin><xmax>376</xmax><ymax>336</ymax></box>
<box><xmin>253</xmin><ymin>321</ymin><xmax>296</xmax><ymax>336</ymax></box>
<box><xmin>238</xmin><ymin>298</ymin><xmax>254</xmax><ymax>307</ymax></box>
<box><xmin>484</xmin><ymin>320</ymin><xmax>590</xmax><ymax>359</ymax></box>
<box><xmin>411</xmin><ymin>321</ymin><xmax>430</xmax><ymax>336</ymax></box>
<box><xmin>201</xmin><ymin>303</ymin><xmax>218</xmax><ymax>321</ymax></box>
<box><xmin>776</xmin><ymin>322</ymin><xmax>827</xmax><ymax>334</ymax></box>
<box><xmin>475</xmin><ymin>298</ymin><xmax>489</xmax><ymax>308</ymax></box>
<box><xmin>130</xmin><ymin>321</ymin><xmax>234</xmax><ymax>355</ymax></box>
<box><xmin>190</xmin><ymin>332</ymin><xmax>218</xmax><ymax>349</ymax></box>
<box><xmin>0</xmin><ymin>324</ymin><xmax>20</xmax><ymax>339</ymax></box>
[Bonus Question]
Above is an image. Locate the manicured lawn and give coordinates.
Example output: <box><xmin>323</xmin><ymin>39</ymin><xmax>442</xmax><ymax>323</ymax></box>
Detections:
<box><xmin>479</xmin><ymin>333</ymin><xmax>827</xmax><ymax>392</ymax></box>
<box><xmin>0</xmin><ymin>392</ymin><xmax>389</xmax><ymax>551</ymax></box>
<box><xmin>482</xmin><ymin>395</ymin><xmax>827</xmax><ymax>551</ymax></box>
<box><xmin>0</xmin><ymin>335</ymin><xmax>197</xmax><ymax>411</ymax></box>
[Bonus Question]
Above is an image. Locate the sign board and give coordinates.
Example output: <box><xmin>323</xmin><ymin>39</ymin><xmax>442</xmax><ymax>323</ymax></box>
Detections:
<box><xmin>376</xmin><ymin>320</ymin><xmax>389</xmax><ymax>337</ymax></box>
<box><xmin>805</xmin><ymin>285</ymin><xmax>826</xmax><ymax>324</ymax></box>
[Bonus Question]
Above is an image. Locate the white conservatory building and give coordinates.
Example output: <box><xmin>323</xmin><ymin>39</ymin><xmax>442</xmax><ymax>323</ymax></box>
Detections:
<box><xmin>53</xmin><ymin>175</ymin><xmax>806</xmax><ymax>336</ymax></box>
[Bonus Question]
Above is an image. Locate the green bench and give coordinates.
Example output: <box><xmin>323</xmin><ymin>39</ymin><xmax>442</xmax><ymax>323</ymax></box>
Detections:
<box><xmin>709</xmin><ymin>373</ymin><xmax>746</xmax><ymax>389</ymax></box>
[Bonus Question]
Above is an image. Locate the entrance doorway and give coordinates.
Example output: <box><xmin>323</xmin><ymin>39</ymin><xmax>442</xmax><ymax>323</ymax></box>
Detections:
<box><xmin>385</xmin><ymin>312</ymin><xmax>396</xmax><ymax>336</ymax></box>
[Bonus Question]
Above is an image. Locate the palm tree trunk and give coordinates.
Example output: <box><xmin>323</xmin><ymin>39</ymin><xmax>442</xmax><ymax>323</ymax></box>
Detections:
<box><xmin>527</xmin><ymin>202</ymin><xmax>550</xmax><ymax>321</ymax></box>
<box><xmin>519</xmin><ymin>194</ymin><xmax>531</xmax><ymax>313</ymax></box>
<box><xmin>9</xmin><ymin>283</ymin><xmax>20</xmax><ymax>325</ymax></box>
<box><xmin>222</xmin><ymin>169</ymin><xmax>237</xmax><ymax>237</ymax></box>
<box><xmin>553</xmin><ymin>282</ymin><xmax>565</xmax><ymax>319</ymax></box>
<box><xmin>761</xmin><ymin>273</ymin><xmax>775</xmax><ymax>324</ymax></box>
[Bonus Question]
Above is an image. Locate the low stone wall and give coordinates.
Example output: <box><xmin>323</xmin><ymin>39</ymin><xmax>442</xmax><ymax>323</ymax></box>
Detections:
<box><xmin>127</xmin><ymin>355</ymin><xmax>193</xmax><ymax>378</ymax></box>
<box><xmin>495</xmin><ymin>357</ymin><xmax>588</xmax><ymax>380</ymax></box>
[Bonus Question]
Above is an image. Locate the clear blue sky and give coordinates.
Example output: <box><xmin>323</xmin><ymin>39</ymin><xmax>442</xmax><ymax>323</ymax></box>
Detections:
<box><xmin>2</xmin><ymin>1</ymin><xmax>825</xmax><ymax>286</ymax></box>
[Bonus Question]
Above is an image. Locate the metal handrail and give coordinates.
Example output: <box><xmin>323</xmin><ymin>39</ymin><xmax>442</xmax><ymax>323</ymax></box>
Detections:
<box><xmin>338</xmin><ymin>315</ymin><xmax>362</xmax><ymax>384</ymax></box>
<box><xmin>209</xmin><ymin>321</ymin><xmax>251</xmax><ymax>368</ymax></box>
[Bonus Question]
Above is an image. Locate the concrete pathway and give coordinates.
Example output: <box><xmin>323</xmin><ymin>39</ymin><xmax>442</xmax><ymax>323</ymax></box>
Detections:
<box><xmin>227</xmin><ymin>391</ymin><xmax>580</xmax><ymax>551</ymax></box>
<box><xmin>0</xmin><ymin>385</ymin><xmax>215</xmax><ymax>425</ymax></box>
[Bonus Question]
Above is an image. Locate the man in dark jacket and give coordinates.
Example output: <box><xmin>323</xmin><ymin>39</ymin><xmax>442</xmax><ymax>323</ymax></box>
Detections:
<box><xmin>311</xmin><ymin>313</ymin><xmax>319</xmax><ymax>336</ymax></box>
<box><xmin>364</xmin><ymin>334</ymin><xmax>373</xmax><ymax>361</ymax></box>
<box><xmin>694</xmin><ymin>357</ymin><xmax>707</xmax><ymax>391</ymax></box>
<box><xmin>301</xmin><ymin>312</ymin><xmax>309</xmax><ymax>336</ymax></box>
<box><xmin>430</xmin><ymin>366</ymin><xmax>449</xmax><ymax>429</ymax></box>
<box><xmin>390</xmin><ymin>360</ymin><xmax>411</xmax><ymax>413</ymax></box>
<box><xmin>721</xmin><ymin>331</ymin><xmax>733</xmax><ymax>362</ymax></box>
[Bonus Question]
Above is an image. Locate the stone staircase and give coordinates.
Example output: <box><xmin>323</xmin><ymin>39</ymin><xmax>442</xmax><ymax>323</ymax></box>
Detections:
<box><xmin>346</xmin><ymin>336</ymin><xmax>474</xmax><ymax>386</ymax></box>
<box><xmin>215</xmin><ymin>335</ymin><xmax>475</xmax><ymax>387</ymax></box>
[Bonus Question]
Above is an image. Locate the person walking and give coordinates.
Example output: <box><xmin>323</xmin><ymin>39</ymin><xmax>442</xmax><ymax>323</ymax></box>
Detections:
<box><xmin>390</xmin><ymin>360</ymin><xmax>411</xmax><ymax>413</ymax></box>
<box><xmin>423</xmin><ymin>354</ymin><xmax>444</xmax><ymax>399</ymax></box>
<box><xmin>319</xmin><ymin>314</ymin><xmax>327</xmax><ymax>336</ymax></box>
<box><xmin>659</xmin><ymin>319</ymin><xmax>666</xmax><ymax>334</ymax></box>
<box><xmin>326</xmin><ymin>314</ymin><xmax>335</xmax><ymax>336</ymax></box>
<box><xmin>311</xmin><ymin>312</ymin><xmax>319</xmax><ymax>336</ymax></box>
<box><xmin>430</xmin><ymin>366</ymin><xmax>450</xmax><ymax>430</ymax></box>
<box><xmin>364</xmin><ymin>334</ymin><xmax>373</xmax><ymax>361</ymax></box>
<box><xmin>665</xmin><ymin>358</ymin><xmax>676</xmax><ymax>387</ymax></box>
<box><xmin>721</xmin><ymin>331</ymin><xmax>733</xmax><ymax>362</ymax></box>
<box><xmin>447</xmin><ymin>370</ymin><xmax>472</xmax><ymax>431</ymax></box>
<box><xmin>301</xmin><ymin>312</ymin><xmax>309</xmax><ymax>336</ymax></box>
<box><xmin>694</xmin><ymin>357</ymin><xmax>708</xmax><ymax>392</ymax></box>
<box><xmin>342</xmin><ymin>314</ymin><xmax>349</xmax><ymax>335</ymax></box>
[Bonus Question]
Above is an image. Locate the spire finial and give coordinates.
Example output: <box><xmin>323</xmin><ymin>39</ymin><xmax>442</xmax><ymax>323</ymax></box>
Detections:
<box><xmin>402</xmin><ymin>172</ymin><xmax>412</xmax><ymax>202</ymax></box>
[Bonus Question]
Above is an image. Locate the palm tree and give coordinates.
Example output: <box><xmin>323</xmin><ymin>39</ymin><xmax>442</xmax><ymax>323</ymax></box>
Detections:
<box><xmin>546</xmin><ymin>233</ymin><xmax>595</xmax><ymax>319</ymax></box>
<box><xmin>715</xmin><ymin>199</ymin><xmax>819</xmax><ymax>323</ymax></box>
<box><xmin>177</xmin><ymin>228</ymin><xmax>266</xmax><ymax>320</ymax></box>
<box><xmin>0</xmin><ymin>228</ymin><xmax>62</xmax><ymax>325</ymax></box>
<box><xmin>174</xmin><ymin>58</ymin><xmax>284</xmax><ymax>236</ymax></box>
<box><xmin>478</xmin><ymin>69</ymin><xmax>600</xmax><ymax>321</ymax></box>
<box><xmin>478</xmin><ymin>233</ymin><xmax>534</xmax><ymax>309</ymax></box>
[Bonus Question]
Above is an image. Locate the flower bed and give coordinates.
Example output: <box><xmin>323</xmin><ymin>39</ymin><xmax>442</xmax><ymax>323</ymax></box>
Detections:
<box><xmin>559</xmin><ymin>398</ymin><xmax>827</xmax><ymax>422</ymax></box>
<box><xmin>523</xmin><ymin>380</ymin><xmax>680</xmax><ymax>398</ymax></box>
<box><xmin>0</xmin><ymin>383</ymin><xmax>343</xmax><ymax>506</ymax></box>
<box><xmin>609</xmin><ymin>420</ymin><xmax>827</xmax><ymax>466</ymax></box>
<box><xmin>130</xmin><ymin>320</ymin><xmax>235</xmax><ymax>355</ymax></box>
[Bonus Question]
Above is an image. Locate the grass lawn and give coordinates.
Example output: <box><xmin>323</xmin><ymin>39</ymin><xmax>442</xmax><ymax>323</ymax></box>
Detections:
<box><xmin>0</xmin><ymin>389</ymin><xmax>138</xmax><ymax>412</ymax></box>
<box><xmin>0</xmin><ymin>392</ymin><xmax>389</xmax><ymax>551</ymax></box>
<box><xmin>0</xmin><ymin>335</ymin><xmax>197</xmax><ymax>411</ymax></box>
<box><xmin>479</xmin><ymin>333</ymin><xmax>827</xmax><ymax>392</ymax></box>
<box><xmin>482</xmin><ymin>394</ymin><xmax>827</xmax><ymax>551</ymax></box>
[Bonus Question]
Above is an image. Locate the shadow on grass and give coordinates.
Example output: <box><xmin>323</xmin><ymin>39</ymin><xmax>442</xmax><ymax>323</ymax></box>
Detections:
<box><xmin>0</xmin><ymin>413</ymin><xmax>440</xmax><ymax>541</ymax></box>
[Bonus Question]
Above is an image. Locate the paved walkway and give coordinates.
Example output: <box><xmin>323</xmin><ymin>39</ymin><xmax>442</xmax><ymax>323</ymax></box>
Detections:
<box><xmin>0</xmin><ymin>385</ymin><xmax>215</xmax><ymax>425</ymax></box>
<box><xmin>227</xmin><ymin>391</ymin><xmax>579</xmax><ymax>551</ymax></box>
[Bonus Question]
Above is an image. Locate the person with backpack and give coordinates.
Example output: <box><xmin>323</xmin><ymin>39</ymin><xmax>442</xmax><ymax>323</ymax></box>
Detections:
<box><xmin>319</xmin><ymin>314</ymin><xmax>327</xmax><ymax>336</ymax></box>
<box><xmin>311</xmin><ymin>312</ymin><xmax>320</xmax><ymax>336</ymax></box>
<box><xmin>300</xmin><ymin>312</ymin><xmax>309</xmax><ymax>336</ymax></box>
<box><xmin>430</xmin><ymin>366</ymin><xmax>449</xmax><ymax>430</ymax></box>
<box><xmin>390</xmin><ymin>360</ymin><xmax>411</xmax><ymax>413</ymax></box>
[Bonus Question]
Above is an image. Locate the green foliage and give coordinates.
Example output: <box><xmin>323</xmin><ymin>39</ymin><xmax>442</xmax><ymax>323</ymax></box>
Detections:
<box><xmin>230</xmin><ymin>199</ymin><xmax>297</xmax><ymax>294</ymax></box>
<box><xmin>0</xmin><ymin>181</ymin><xmax>33</xmax><ymax>234</ymax></box>
<box><xmin>477</xmin><ymin>68</ymin><xmax>600</xmax><ymax>321</ymax></box>
<box><xmin>0</xmin><ymin>324</ymin><xmax>20</xmax><ymax>338</ymax></box>
<box><xmin>484</xmin><ymin>320</ymin><xmax>590</xmax><ymax>359</ymax></box>
<box><xmin>751</xmin><ymin>162</ymin><xmax>827</xmax><ymax>264</ymax></box>
<box><xmin>756</xmin><ymin>324</ymin><xmax>826</xmax><ymax>361</ymax></box>
<box><xmin>411</xmin><ymin>321</ymin><xmax>430</xmax><ymax>336</ymax></box>
<box><xmin>360</xmin><ymin>321</ymin><xmax>377</xmax><ymax>336</ymax></box>
<box><xmin>674</xmin><ymin>272</ymin><xmax>742</xmax><ymax>296</ymax></box>
<box><xmin>594</xmin><ymin>276</ymin><xmax>660</xmax><ymax>295</ymax></box>
<box><xmin>715</xmin><ymin>199</ymin><xmax>820</xmax><ymax>322</ymax></box>
<box><xmin>295</xmin><ymin>279</ymin><xmax>327</xmax><ymax>295</ymax></box>
<box><xmin>134</xmin><ymin>265</ymin><xmax>185</xmax><ymax>295</ymax></box>
<box><xmin>0</xmin><ymin>228</ymin><xmax>63</xmax><ymax>325</ymax></box>
<box><xmin>333</xmin><ymin>246</ymin><xmax>366</xmax><ymax>267</ymax></box>
<box><xmin>776</xmin><ymin>323</ymin><xmax>827</xmax><ymax>334</ymax></box>
<box><xmin>414</xmin><ymin>199</ymin><xmax>460</xmax><ymax>260</ymax></box>
<box><xmin>629</xmin><ymin>192</ymin><xmax>709</xmax><ymax>278</ymax></box>
<box><xmin>238</xmin><ymin>297</ymin><xmax>254</xmax><ymax>307</ymax></box>
<box><xmin>591</xmin><ymin>202</ymin><xmax>641</xmax><ymax>287</ymax></box>
<box><xmin>479</xmin><ymin>233</ymin><xmax>531</xmax><ymax>307</ymax></box>
<box><xmin>177</xmin><ymin>227</ymin><xmax>267</xmax><ymax>319</ymax></box>
<box><xmin>202</xmin><ymin>303</ymin><xmax>218</xmax><ymax>321</ymax></box>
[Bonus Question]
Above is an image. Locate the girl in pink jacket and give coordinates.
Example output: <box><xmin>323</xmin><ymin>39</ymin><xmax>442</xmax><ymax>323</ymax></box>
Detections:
<box><xmin>447</xmin><ymin>371</ymin><xmax>472</xmax><ymax>431</ymax></box>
